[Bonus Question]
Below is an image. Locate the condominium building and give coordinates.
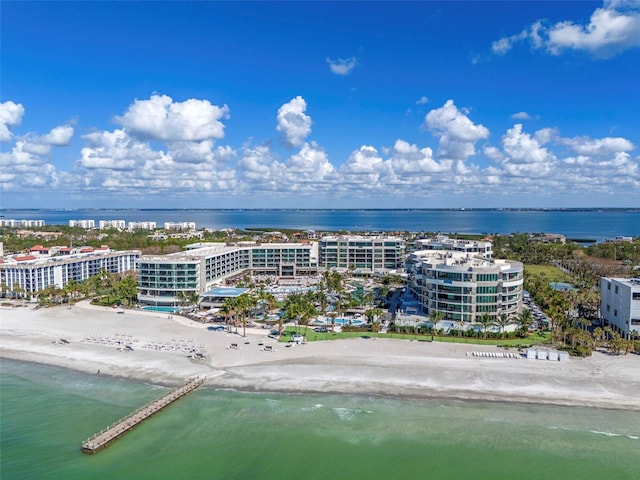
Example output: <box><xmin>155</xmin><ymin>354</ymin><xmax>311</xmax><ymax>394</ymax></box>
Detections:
<box><xmin>0</xmin><ymin>219</ymin><xmax>46</xmax><ymax>227</ymax></box>
<box><xmin>414</xmin><ymin>235</ymin><xmax>493</xmax><ymax>258</ymax></box>
<box><xmin>137</xmin><ymin>242</ymin><xmax>317</xmax><ymax>306</ymax></box>
<box><xmin>0</xmin><ymin>246</ymin><xmax>140</xmax><ymax>294</ymax></box>
<box><xmin>164</xmin><ymin>222</ymin><xmax>196</xmax><ymax>231</ymax></box>
<box><xmin>99</xmin><ymin>220</ymin><xmax>126</xmax><ymax>230</ymax></box>
<box><xmin>406</xmin><ymin>249</ymin><xmax>523</xmax><ymax>324</ymax></box>
<box><xmin>128</xmin><ymin>221</ymin><xmax>157</xmax><ymax>231</ymax></box>
<box><xmin>600</xmin><ymin>277</ymin><xmax>640</xmax><ymax>338</ymax></box>
<box><xmin>318</xmin><ymin>235</ymin><xmax>405</xmax><ymax>273</ymax></box>
<box><xmin>69</xmin><ymin>219</ymin><xmax>96</xmax><ymax>228</ymax></box>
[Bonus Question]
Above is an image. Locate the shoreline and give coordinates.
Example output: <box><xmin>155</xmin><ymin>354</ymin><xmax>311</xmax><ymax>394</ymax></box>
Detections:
<box><xmin>2</xmin><ymin>302</ymin><xmax>639</xmax><ymax>411</ymax></box>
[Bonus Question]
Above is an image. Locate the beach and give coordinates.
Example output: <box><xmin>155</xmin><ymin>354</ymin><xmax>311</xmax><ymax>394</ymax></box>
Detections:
<box><xmin>2</xmin><ymin>301</ymin><xmax>639</xmax><ymax>411</ymax></box>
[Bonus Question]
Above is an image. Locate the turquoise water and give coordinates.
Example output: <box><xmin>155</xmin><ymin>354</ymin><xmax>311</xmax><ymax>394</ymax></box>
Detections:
<box><xmin>141</xmin><ymin>305</ymin><xmax>178</xmax><ymax>313</ymax></box>
<box><xmin>2</xmin><ymin>359</ymin><xmax>639</xmax><ymax>480</ymax></box>
<box><xmin>314</xmin><ymin>318</ymin><xmax>365</xmax><ymax>326</ymax></box>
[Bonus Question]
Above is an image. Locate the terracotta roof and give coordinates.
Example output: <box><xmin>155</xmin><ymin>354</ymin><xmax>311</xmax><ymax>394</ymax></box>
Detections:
<box><xmin>15</xmin><ymin>255</ymin><xmax>37</xmax><ymax>261</ymax></box>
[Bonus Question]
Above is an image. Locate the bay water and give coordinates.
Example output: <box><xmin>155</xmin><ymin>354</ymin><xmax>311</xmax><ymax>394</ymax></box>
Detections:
<box><xmin>2</xmin><ymin>359</ymin><xmax>638</xmax><ymax>479</ymax></box>
<box><xmin>3</xmin><ymin>208</ymin><xmax>639</xmax><ymax>241</ymax></box>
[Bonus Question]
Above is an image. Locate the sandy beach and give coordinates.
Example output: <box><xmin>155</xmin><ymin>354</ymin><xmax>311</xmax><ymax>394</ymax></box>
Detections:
<box><xmin>2</xmin><ymin>301</ymin><xmax>639</xmax><ymax>411</ymax></box>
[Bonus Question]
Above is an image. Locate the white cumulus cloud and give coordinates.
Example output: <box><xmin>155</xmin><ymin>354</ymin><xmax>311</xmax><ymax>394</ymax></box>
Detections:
<box><xmin>43</xmin><ymin>125</ymin><xmax>74</xmax><ymax>146</ymax></box>
<box><xmin>276</xmin><ymin>96</ymin><xmax>312</xmax><ymax>148</ymax></box>
<box><xmin>561</xmin><ymin>136</ymin><xmax>635</xmax><ymax>155</ymax></box>
<box><xmin>79</xmin><ymin>129</ymin><xmax>161</xmax><ymax>171</ymax></box>
<box><xmin>115</xmin><ymin>94</ymin><xmax>229</xmax><ymax>142</ymax></box>
<box><xmin>492</xmin><ymin>1</ymin><xmax>640</xmax><ymax>58</ymax></box>
<box><xmin>0</xmin><ymin>101</ymin><xmax>25</xmax><ymax>142</ymax></box>
<box><xmin>424</xmin><ymin>100</ymin><xmax>489</xmax><ymax>160</ymax></box>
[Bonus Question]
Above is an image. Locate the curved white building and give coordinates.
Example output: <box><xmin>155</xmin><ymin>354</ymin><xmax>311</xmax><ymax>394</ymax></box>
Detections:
<box><xmin>407</xmin><ymin>249</ymin><xmax>523</xmax><ymax>324</ymax></box>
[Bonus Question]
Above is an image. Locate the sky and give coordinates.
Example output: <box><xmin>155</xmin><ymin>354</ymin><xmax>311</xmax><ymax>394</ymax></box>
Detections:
<box><xmin>1</xmin><ymin>0</ymin><xmax>639</xmax><ymax>209</ymax></box>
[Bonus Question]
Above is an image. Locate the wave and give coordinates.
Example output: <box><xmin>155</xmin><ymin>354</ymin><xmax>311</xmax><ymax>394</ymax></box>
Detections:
<box><xmin>590</xmin><ymin>430</ymin><xmax>638</xmax><ymax>440</ymax></box>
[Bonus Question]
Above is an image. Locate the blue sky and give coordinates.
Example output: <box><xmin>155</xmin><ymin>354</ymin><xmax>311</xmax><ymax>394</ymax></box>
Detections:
<box><xmin>1</xmin><ymin>1</ymin><xmax>639</xmax><ymax>209</ymax></box>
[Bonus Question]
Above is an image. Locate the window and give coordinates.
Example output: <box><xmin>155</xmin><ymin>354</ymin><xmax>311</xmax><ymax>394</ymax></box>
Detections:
<box><xmin>633</xmin><ymin>292</ymin><xmax>640</xmax><ymax>301</ymax></box>
<box><xmin>614</xmin><ymin>309</ymin><xmax>617</xmax><ymax>317</ymax></box>
<box><xmin>606</xmin><ymin>305</ymin><xmax>610</xmax><ymax>312</ymax></box>
<box><xmin>615</xmin><ymin>285</ymin><xmax>619</xmax><ymax>294</ymax></box>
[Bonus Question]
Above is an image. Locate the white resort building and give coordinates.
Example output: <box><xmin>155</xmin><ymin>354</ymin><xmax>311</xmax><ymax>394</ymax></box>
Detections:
<box><xmin>128</xmin><ymin>221</ymin><xmax>157</xmax><ymax>231</ymax></box>
<box><xmin>600</xmin><ymin>277</ymin><xmax>640</xmax><ymax>339</ymax></box>
<box><xmin>0</xmin><ymin>219</ymin><xmax>46</xmax><ymax>227</ymax></box>
<box><xmin>69</xmin><ymin>219</ymin><xmax>96</xmax><ymax>229</ymax></box>
<box><xmin>406</xmin><ymin>237</ymin><xmax>523</xmax><ymax>325</ymax></box>
<box><xmin>164</xmin><ymin>222</ymin><xmax>196</xmax><ymax>231</ymax></box>
<box><xmin>99</xmin><ymin>220</ymin><xmax>126</xmax><ymax>230</ymax></box>
<box><xmin>318</xmin><ymin>235</ymin><xmax>405</xmax><ymax>274</ymax></box>
<box><xmin>414</xmin><ymin>234</ymin><xmax>493</xmax><ymax>258</ymax></box>
<box><xmin>0</xmin><ymin>246</ymin><xmax>140</xmax><ymax>295</ymax></box>
<box><xmin>136</xmin><ymin>242</ymin><xmax>318</xmax><ymax>307</ymax></box>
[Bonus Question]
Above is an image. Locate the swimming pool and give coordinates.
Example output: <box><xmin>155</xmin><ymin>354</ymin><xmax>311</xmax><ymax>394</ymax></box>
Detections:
<box><xmin>549</xmin><ymin>282</ymin><xmax>578</xmax><ymax>291</ymax></box>
<box><xmin>313</xmin><ymin>318</ymin><xmax>365</xmax><ymax>326</ymax></box>
<box><xmin>141</xmin><ymin>305</ymin><xmax>179</xmax><ymax>313</ymax></box>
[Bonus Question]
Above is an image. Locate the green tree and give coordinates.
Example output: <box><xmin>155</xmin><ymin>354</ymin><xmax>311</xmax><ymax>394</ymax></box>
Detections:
<box><xmin>429</xmin><ymin>309</ymin><xmax>445</xmax><ymax>326</ymax></box>
<box><xmin>220</xmin><ymin>297</ymin><xmax>238</xmax><ymax>333</ymax></box>
<box><xmin>494</xmin><ymin>313</ymin><xmax>513</xmax><ymax>339</ymax></box>
<box><xmin>12</xmin><ymin>282</ymin><xmax>26</xmax><ymax>300</ymax></box>
<box><xmin>116</xmin><ymin>276</ymin><xmax>138</xmax><ymax>305</ymax></box>
<box><xmin>476</xmin><ymin>313</ymin><xmax>494</xmax><ymax>339</ymax></box>
<box><xmin>517</xmin><ymin>309</ymin><xmax>534</xmax><ymax>336</ymax></box>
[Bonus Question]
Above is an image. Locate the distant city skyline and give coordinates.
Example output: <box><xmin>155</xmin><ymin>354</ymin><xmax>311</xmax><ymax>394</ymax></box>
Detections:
<box><xmin>1</xmin><ymin>1</ymin><xmax>639</xmax><ymax>209</ymax></box>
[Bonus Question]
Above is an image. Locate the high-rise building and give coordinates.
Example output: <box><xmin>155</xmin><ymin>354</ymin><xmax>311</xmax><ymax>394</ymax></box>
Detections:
<box><xmin>318</xmin><ymin>235</ymin><xmax>405</xmax><ymax>273</ymax></box>
<box><xmin>0</xmin><ymin>246</ymin><xmax>140</xmax><ymax>294</ymax></box>
<box><xmin>137</xmin><ymin>242</ymin><xmax>317</xmax><ymax>306</ymax></box>
<box><xmin>406</xmin><ymin>243</ymin><xmax>523</xmax><ymax>325</ymax></box>
<box><xmin>600</xmin><ymin>277</ymin><xmax>640</xmax><ymax>339</ymax></box>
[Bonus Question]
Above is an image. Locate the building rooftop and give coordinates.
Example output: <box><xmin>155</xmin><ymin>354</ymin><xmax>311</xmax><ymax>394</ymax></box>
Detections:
<box><xmin>201</xmin><ymin>287</ymin><xmax>249</xmax><ymax>298</ymax></box>
<box><xmin>605</xmin><ymin>277</ymin><xmax>640</xmax><ymax>288</ymax></box>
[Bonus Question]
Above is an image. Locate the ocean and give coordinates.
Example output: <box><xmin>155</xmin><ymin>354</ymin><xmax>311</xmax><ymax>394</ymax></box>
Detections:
<box><xmin>2</xmin><ymin>208</ymin><xmax>640</xmax><ymax>242</ymax></box>
<box><xmin>1</xmin><ymin>359</ymin><xmax>638</xmax><ymax>480</ymax></box>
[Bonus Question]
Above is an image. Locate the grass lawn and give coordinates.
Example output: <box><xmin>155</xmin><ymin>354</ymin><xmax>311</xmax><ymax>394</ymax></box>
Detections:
<box><xmin>279</xmin><ymin>327</ymin><xmax>551</xmax><ymax>348</ymax></box>
<box><xmin>524</xmin><ymin>265</ymin><xmax>574</xmax><ymax>283</ymax></box>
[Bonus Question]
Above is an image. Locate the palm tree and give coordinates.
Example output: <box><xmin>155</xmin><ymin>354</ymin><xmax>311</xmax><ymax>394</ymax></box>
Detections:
<box><xmin>592</xmin><ymin>327</ymin><xmax>605</xmax><ymax>348</ymax></box>
<box><xmin>235</xmin><ymin>294</ymin><xmax>256</xmax><ymax>337</ymax></box>
<box><xmin>283</xmin><ymin>293</ymin><xmax>304</xmax><ymax>334</ymax></box>
<box><xmin>220</xmin><ymin>297</ymin><xmax>238</xmax><ymax>333</ymax></box>
<box><xmin>314</xmin><ymin>283</ymin><xmax>328</xmax><ymax>315</ymax></box>
<box><xmin>428</xmin><ymin>309</ymin><xmax>445</xmax><ymax>327</ymax></box>
<box><xmin>453</xmin><ymin>317</ymin><xmax>466</xmax><ymax>337</ymax></box>
<box><xmin>372</xmin><ymin>307</ymin><xmax>384</xmax><ymax>324</ymax></box>
<box><xmin>476</xmin><ymin>313</ymin><xmax>494</xmax><ymax>339</ymax></box>
<box><xmin>494</xmin><ymin>313</ymin><xmax>512</xmax><ymax>339</ymax></box>
<box><xmin>12</xmin><ymin>282</ymin><xmax>26</xmax><ymax>300</ymax></box>
<box><xmin>517</xmin><ymin>309</ymin><xmax>534</xmax><ymax>335</ymax></box>
<box><xmin>364</xmin><ymin>308</ymin><xmax>375</xmax><ymax>324</ymax></box>
<box><xmin>328</xmin><ymin>311</ymin><xmax>337</xmax><ymax>332</ymax></box>
<box><xmin>298</xmin><ymin>292</ymin><xmax>318</xmax><ymax>338</ymax></box>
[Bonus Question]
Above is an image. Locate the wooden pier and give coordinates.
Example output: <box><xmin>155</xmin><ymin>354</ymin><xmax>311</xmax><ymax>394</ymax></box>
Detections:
<box><xmin>81</xmin><ymin>375</ymin><xmax>206</xmax><ymax>454</ymax></box>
